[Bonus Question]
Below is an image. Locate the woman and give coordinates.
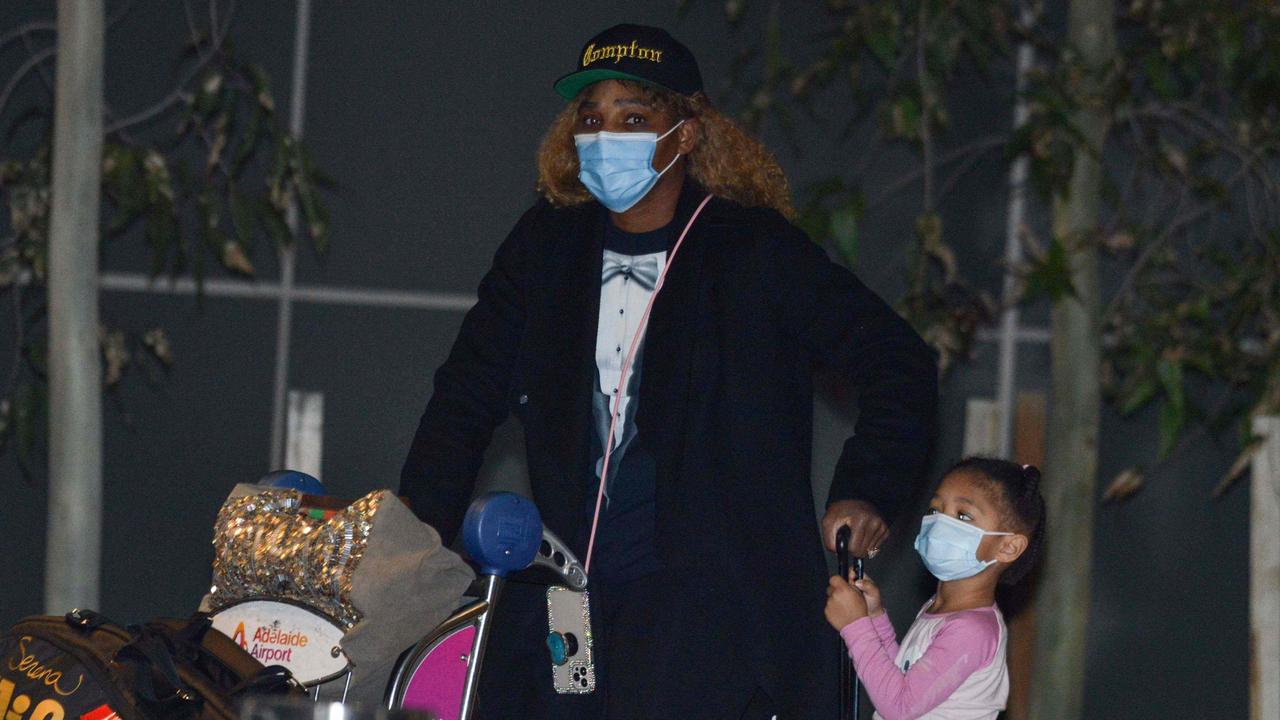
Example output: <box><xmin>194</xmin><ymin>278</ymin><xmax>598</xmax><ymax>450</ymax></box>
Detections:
<box><xmin>400</xmin><ymin>24</ymin><xmax>937</xmax><ymax>720</ymax></box>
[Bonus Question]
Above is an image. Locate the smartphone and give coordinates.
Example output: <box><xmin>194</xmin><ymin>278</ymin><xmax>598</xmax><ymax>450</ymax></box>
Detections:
<box><xmin>546</xmin><ymin>585</ymin><xmax>596</xmax><ymax>694</ymax></box>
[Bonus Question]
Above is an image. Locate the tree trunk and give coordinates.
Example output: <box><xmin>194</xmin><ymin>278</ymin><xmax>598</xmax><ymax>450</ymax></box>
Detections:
<box><xmin>1252</xmin><ymin>417</ymin><xmax>1280</xmax><ymax>719</ymax></box>
<box><xmin>1029</xmin><ymin>0</ymin><xmax>1114</xmax><ymax>717</ymax></box>
<box><xmin>45</xmin><ymin>0</ymin><xmax>104</xmax><ymax>613</ymax></box>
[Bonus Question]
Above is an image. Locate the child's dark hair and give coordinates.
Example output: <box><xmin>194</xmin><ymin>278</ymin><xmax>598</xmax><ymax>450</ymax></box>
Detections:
<box><xmin>946</xmin><ymin>457</ymin><xmax>1046</xmax><ymax>585</ymax></box>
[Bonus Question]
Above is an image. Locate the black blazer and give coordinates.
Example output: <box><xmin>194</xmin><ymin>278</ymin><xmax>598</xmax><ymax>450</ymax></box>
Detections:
<box><xmin>400</xmin><ymin>182</ymin><xmax>938</xmax><ymax>715</ymax></box>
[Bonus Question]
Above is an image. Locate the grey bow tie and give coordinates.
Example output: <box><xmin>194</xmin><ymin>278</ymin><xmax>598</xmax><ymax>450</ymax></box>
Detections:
<box><xmin>601</xmin><ymin>251</ymin><xmax>661</xmax><ymax>291</ymax></box>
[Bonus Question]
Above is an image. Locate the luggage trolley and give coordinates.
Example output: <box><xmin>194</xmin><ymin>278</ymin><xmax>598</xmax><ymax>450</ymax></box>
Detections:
<box><xmin>207</xmin><ymin>475</ymin><xmax>586</xmax><ymax>720</ymax></box>
<box><xmin>386</xmin><ymin>493</ymin><xmax>587</xmax><ymax>719</ymax></box>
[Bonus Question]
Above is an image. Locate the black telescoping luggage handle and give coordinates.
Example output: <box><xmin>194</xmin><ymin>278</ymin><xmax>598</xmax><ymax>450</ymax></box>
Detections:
<box><xmin>836</xmin><ymin>526</ymin><xmax>864</xmax><ymax>720</ymax></box>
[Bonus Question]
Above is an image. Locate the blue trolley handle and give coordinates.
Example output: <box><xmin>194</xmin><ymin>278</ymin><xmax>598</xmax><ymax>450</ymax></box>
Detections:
<box><xmin>836</xmin><ymin>526</ymin><xmax>864</xmax><ymax>719</ymax></box>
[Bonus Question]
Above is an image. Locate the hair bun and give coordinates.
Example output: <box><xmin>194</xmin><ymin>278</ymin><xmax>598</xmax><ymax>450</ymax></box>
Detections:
<box><xmin>1021</xmin><ymin>464</ymin><xmax>1042</xmax><ymax>493</ymax></box>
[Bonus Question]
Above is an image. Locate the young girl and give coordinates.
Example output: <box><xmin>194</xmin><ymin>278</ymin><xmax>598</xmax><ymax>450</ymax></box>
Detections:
<box><xmin>825</xmin><ymin>457</ymin><xmax>1047</xmax><ymax>720</ymax></box>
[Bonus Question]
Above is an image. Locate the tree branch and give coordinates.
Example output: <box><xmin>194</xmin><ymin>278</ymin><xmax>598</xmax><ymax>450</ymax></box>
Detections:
<box><xmin>103</xmin><ymin>0</ymin><xmax>236</xmax><ymax>135</ymax></box>
<box><xmin>19</xmin><ymin>29</ymin><xmax>55</xmax><ymax>98</ymax></box>
<box><xmin>0</xmin><ymin>46</ymin><xmax>56</xmax><ymax>125</ymax></box>
<box><xmin>4</xmin><ymin>284</ymin><xmax>26</xmax><ymax>406</ymax></box>
<box><xmin>12</xmin><ymin>1</ymin><xmax>142</xmax><ymax>142</ymax></box>
<box><xmin>1130</xmin><ymin>103</ymin><xmax>1280</xmax><ymax>205</ymax></box>
<box><xmin>1103</xmin><ymin>179</ymin><xmax>1241</xmax><ymax>320</ymax></box>
<box><xmin>0</xmin><ymin>22</ymin><xmax>56</xmax><ymax>56</ymax></box>
<box><xmin>183</xmin><ymin>0</ymin><xmax>202</xmax><ymax>45</ymax></box>
<box><xmin>935</xmin><ymin>138</ymin><xmax>1001</xmax><ymax>201</ymax></box>
<box><xmin>866</xmin><ymin>135</ymin><xmax>1007</xmax><ymax>209</ymax></box>
<box><xmin>917</xmin><ymin>9</ymin><xmax>935</xmax><ymax>217</ymax></box>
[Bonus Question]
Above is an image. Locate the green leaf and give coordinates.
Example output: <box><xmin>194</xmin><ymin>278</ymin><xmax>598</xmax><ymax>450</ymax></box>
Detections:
<box><xmin>145</xmin><ymin>209</ymin><xmax>179</xmax><ymax>277</ymax></box>
<box><xmin>233</xmin><ymin>108</ymin><xmax>262</xmax><ymax>173</ymax></box>
<box><xmin>1216</xmin><ymin>17</ymin><xmax>1243</xmax><ymax>79</ymax></box>
<box><xmin>0</xmin><ymin>396</ymin><xmax>10</xmax><ymax>441</ymax></box>
<box><xmin>192</xmin><ymin>224</ymin><xmax>207</xmax><ymax>292</ymax></box>
<box><xmin>888</xmin><ymin>94</ymin><xmax>921</xmax><ymax>139</ymax></box>
<box><xmin>1156</xmin><ymin>357</ymin><xmax>1185</xmax><ymax>458</ymax></box>
<box><xmin>1120</xmin><ymin>376</ymin><xmax>1158</xmax><ymax>416</ymax></box>
<box><xmin>249</xmin><ymin>63</ymin><xmax>275</xmax><ymax>113</ymax></box>
<box><xmin>197</xmin><ymin>187</ymin><xmax>219</xmax><ymax>230</ymax></box>
<box><xmin>1185</xmin><ymin>350</ymin><xmax>1215</xmax><ymax>376</ymax></box>
<box><xmin>805</xmin><ymin>176</ymin><xmax>848</xmax><ymax>201</ymax></box>
<box><xmin>258</xmin><ymin>197</ymin><xmax>291</xmax><ymax>249</ymax></box>
<box><xmin>1022</xmin><ymin>237</ymin><xmax>1076</xmax><ymax>302</ymax></box>
<box><xmin>1239</xmin><ymin>418</ymin><xmax>1260</xmax><ymax>451</ymax></box>
<box><xmin>1189</xmin><ymin>295</ymin><xmax>1211</xmax><ymax>321</ymax></box>
<box><xmin>107</xmin><ymin>205</ymin><xmax>142</xmax><ymax>236</ymax></box>
<box><xmin>295</xmin><ymin>144</ymin><xmax>330</xmax><ymax>255</ymax></box>
<box><xmin>268</xmin><ymin>137</ymin><xmax>291</xmax><ymax>211</ymax></box>
<box><xmin>763</xmin><ymin>4</ymin><xmax>787</xmax><ymax>77</ymax></box>
<box><xmin>25</xmin><ymin>339</ymin><xmax>47</xmax><ymax>378</ymax></box>
<box><xmin>194</xmin><ymin>73</ymin><xmax>222</xmax><ymax>116</ymax></box>
<box><xmin>220</xmin><ymin>237</ymin><xmax>256</xmax><ymax>276</ymax></box>
<box><xmin>1102</xmin><ymin>467</ymin><xmax>1145</xmax><ymax>503</ymax></box>
<box><xmin>229</xmin><ymin>186</ymin><xmax>257</xmax><ymax>251</ymax></box>
<box><xmin>796</xmin><ymin>207</ymin><xmax>829</xmax><ymax>248</ymax></box>
<box><xmin>829</xmin><ymin>202</ymin><xmax>860</xmax><ymax>268</ymax></box>
<box><xmin>1158</xmin><ymin>398</ymin><xmax>1184</xmax><ymax>458</ymax></box>
<box><xmin>1005</xmin><ymin>123</ymin><xmax>1036</xmax><ymax>161</ymax></box>
<box><xmin>297</xmin><ymin>178</ymin><xmax>328</xmax><ymax>255</ymax></box>
<box><xmin>1157</xmin><ymin>356</ymin><xmax>1185</xmax><ymax>414</ymax></box>
<box><xmin>1142</xmin><ymin>54</ymin><xmax>1179</xmax><ymax>100</ymax></box>
<box><xmin>867</xmin><ymin>27</ymin><xmax>898</xmax><ymax>68</ymax></box>
<box><xmin>205</xmin><ymin>226</ymin><xmax>228</xmax><ymax>261</ymax></box>
<box><xmin>102</xmin><ymin>146</ymin><xmax>146</xmax><ymax>231</ymax></box>
<box><xmin>175</xmin><ymin>100</ymin><xmax>195</xmax><ymax>136</ymax></box>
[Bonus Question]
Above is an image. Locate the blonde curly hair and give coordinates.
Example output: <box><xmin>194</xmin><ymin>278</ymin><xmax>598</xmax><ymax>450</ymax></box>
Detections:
<box><xmin>536</xmin><ymin>81</ymin><xmax>793</xmax><ymax>218</ymax></box>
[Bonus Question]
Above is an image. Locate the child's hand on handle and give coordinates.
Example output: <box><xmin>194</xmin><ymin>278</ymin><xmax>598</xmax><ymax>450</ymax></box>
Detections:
<box><xmin>825</xmin><ymin>575</ymin><xmax>869</xmax><ymax>630</ymax></box>
<box><xmin>852</xmin><ymin>573</ymin><xmax>883</xmax><ymax>617</ymax></box>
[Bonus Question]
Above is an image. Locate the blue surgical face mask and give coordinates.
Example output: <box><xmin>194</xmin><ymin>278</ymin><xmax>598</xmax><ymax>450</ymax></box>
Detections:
<box><xmin>913</xmin><ymin>513</ymin><xmax>1013</xmax><ymax>582</ymax></box>
<box><xmin>575</xmin><ymin>120</ymin><xmax>686</xmax><ymax>213</ymax></box>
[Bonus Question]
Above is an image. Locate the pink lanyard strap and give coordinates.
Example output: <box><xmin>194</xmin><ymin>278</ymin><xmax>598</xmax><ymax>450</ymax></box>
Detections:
<box><xmin>583</xmin><ymin>193</ymin><xmax>714</xmax><ymax>575</ymax></box>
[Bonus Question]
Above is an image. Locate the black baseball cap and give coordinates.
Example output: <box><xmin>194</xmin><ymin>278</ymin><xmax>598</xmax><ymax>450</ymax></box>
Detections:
<box><xmin>554</xmin><ymin>24</ymin><xmax>704</xmax><ymax>100</ymax></box>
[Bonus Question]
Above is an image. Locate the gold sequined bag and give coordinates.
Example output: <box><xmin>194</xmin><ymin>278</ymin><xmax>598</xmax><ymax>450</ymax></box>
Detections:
<box><xmin>200</xmin><ymin>485</ymin><xmax>475</xmax><ymax>705</ymax></box>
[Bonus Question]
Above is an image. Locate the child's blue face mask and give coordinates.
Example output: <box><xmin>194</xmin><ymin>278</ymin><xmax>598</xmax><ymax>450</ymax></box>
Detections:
<box><xmin>914</xmin><ymin>513</ymin><xmax>1013</xmax><ymax>581</ymax></box>
<box><xmin>575</xmin><ymin>120</ymin><xmax>685</xmax><ymax>213</ymax></box>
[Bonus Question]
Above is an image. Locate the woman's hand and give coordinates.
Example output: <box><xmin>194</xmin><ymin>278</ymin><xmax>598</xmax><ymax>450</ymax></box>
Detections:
<box><xmin>821</xmin><ymin>499</ymin><xmax>888</xmax><ymax>558</ymax></box>
<box><xmin>853</xmin><ymin>573</ymin><xmax>884</xmax><ymax>617</ymax></box>
<box><xmin>824</xmin><ymin>575</ymin><xmax>869</xmax><ymax>630</ymax></box>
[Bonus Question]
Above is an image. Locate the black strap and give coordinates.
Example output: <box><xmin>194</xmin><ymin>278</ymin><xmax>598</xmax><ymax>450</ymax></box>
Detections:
<box><xmin>64</xmin><ymin>608</ymin><xmax>109</xmax><ymax>632</ymax></box>
<box><xmin>226</xmin><ymin>664</ymin><xmax>297</xmax><ymax>697</ymax></box>
<box><xmin>117</xmin><ymin>627</ymin><xmax>199</xmax><ymax>710</ymax></box>
<box><xmin>172</xmin><ymin>614</ymin><xmax>213</xmax><ymax>647</ymax></box>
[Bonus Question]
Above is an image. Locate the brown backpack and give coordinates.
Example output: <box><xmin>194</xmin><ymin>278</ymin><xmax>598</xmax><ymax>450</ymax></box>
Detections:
<box><xmin>0</xmin><ymin>609</ymin><xmax>304</xmax><ymax>720</ymax></box>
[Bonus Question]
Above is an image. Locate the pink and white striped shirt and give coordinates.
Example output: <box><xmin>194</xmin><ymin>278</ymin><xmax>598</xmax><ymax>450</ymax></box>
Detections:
<box><xmin>839</xmin><ymin>601</ymin><xmax>1008</xmax><ymax>720</ymax></box>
